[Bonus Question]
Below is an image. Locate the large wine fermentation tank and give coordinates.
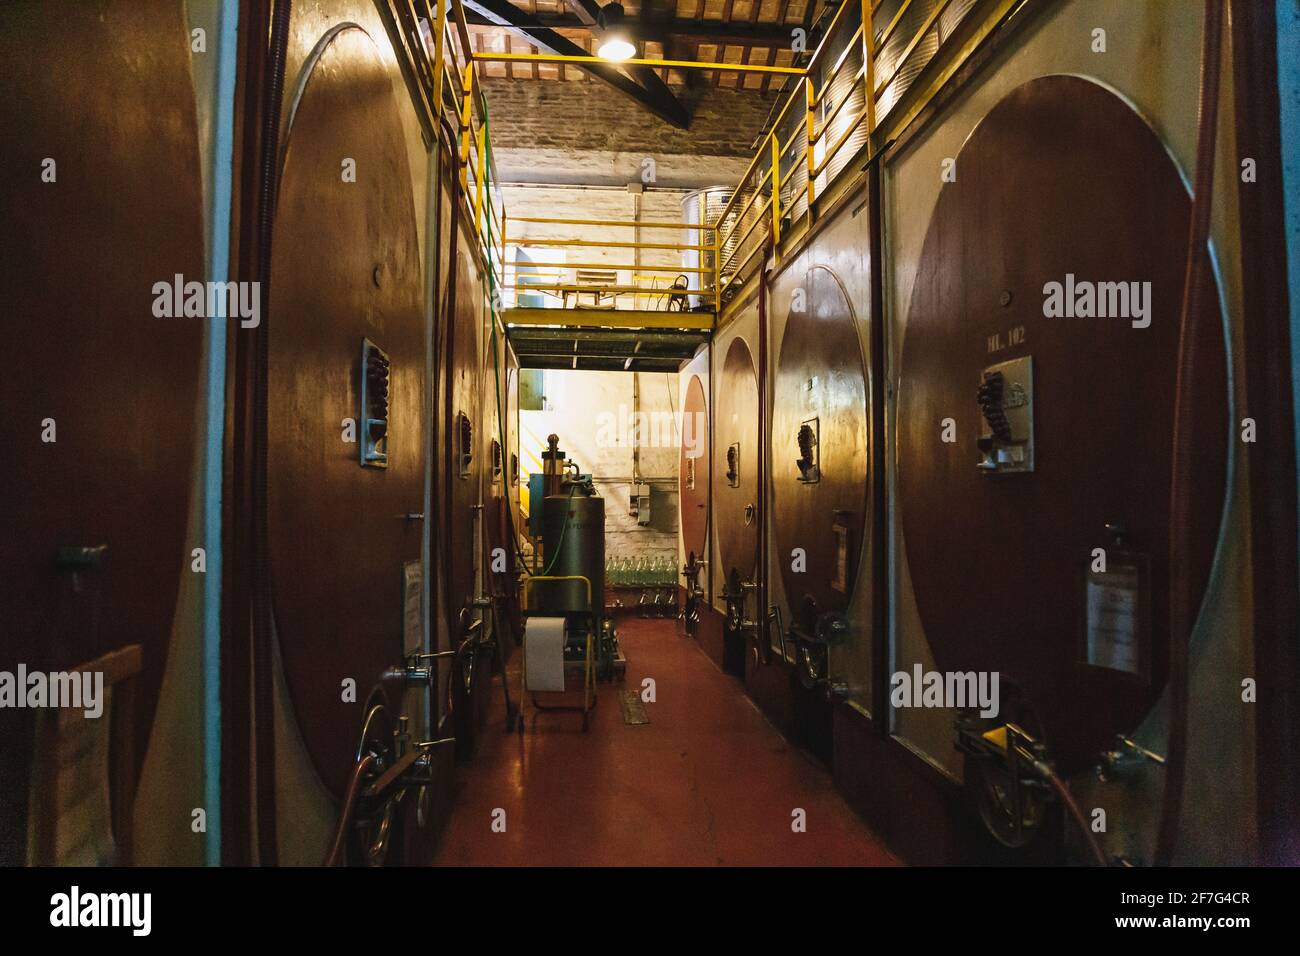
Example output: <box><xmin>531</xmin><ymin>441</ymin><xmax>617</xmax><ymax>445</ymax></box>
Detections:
<box><xmin>876</xmin><ymin>0</ymin><xmax>1258</xmax><ymax>864</ymax></box>
<box><xmin>716</xmin><ymin>337</ymin><xmax>760</xmax><ymax>675</ymax></box>
<box><xmin>267</xmin><ymin>22</ymin><xmax>426</xmax><ymax>800</ymax></box>
<box><xmin>678</xmin><ymin>372</ymin><xmax>710</xmax><ymax>640</ymax></box>
<box><xmin>0</xmin><ymin>0</ymin><xmax>208</xmax><ymax>865</ymax></box>
<box><xmin>895</xmin><ymin>75</ymin><xmax>1228</xmax><ymax>772</ymax></box>
<box><xmin>681</xmin><ymin>187</ymin><xmax>732</xmax><ymax>310</ymax></box>
<box><xmin>679</xmin><ymin>374</ymin><xmax>710</xmax><ymax>562</ymax></box>
<box><xmin>771</xmin><ymin>267</ymin><xmax>870</xmax><ymax>639</ymax></box>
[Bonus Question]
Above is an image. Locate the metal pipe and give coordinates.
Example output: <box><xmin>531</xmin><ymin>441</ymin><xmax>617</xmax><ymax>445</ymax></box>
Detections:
<box><xmin>251</xmin><ymin>0</ymin><xmax>293</xmax><ymax>868</ymax></box>
<box><xmin>200</xmin><ymin>0</ymin><xmax>241</xmax><ymax>868</ymax></box>
<box><xmin>322</xmin><ymin>753</ymin><xmax>376</xmax><ymax>867</ymax></box>
<box><xmin>1157</xmin><ymin>0</ymin><xmax>1224</xmax><ymax>867</ymax></box>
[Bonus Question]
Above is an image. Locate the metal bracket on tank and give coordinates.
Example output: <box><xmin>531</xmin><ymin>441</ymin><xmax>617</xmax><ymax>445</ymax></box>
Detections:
<box><xmin>1096</xmin><ymin>735</ymin><xmax>1166</xmax><ymax>783</ymax></box>
<box><xmin>787</xmin><ymin>610</ymin><xmax>849</xmax><ymax>692</ymax></box>
<box><xmin>976</xmin><ymin>356</ymin><xmax>1034</xmax><ymax>474</ymax></box>
<box><xmin>795</xmin><ymin>418</ymin><xmax>820</xmax><ymax>483</ymax></box>
<box><xmin>680</xmin><ymin>552</ymin><xmax>706</xmax><ymax>635</ymax></box>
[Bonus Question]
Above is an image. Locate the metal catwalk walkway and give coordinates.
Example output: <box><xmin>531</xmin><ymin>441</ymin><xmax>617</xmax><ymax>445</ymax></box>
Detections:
<box><xmin>430</xmin><ymin>616</ymin><xmax>899</xmax><ymax>866</ymax></box>
<box><xmin>503</xmin><ymin>308</ymin><xmax>713</xmax><ymax>373</ymax></box>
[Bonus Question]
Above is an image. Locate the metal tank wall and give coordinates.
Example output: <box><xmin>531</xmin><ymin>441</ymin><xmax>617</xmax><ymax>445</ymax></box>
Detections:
<box><xmin>882</xmin><ymin>0</ymin><xmax>1253</xmax><ymax>865</ymax></box>
<box><xmin>703</xmin><ymin>300</ymin><xmax>758</xmax><ymax>675</ymax></box>
<box><xmin>702</xmin><ymin>200</ymin><xmax>876</xmax><ymax>763</ymax></box>
<box><xmin>682</xmin><ymin>0</ymin><xmax>1268</xmax><ymax>865</ymax></box>
<box><xmin>764</xmin><ymin>200</ymin><xmax>875</xmax><ymax>734</ymax></box>
<box><xmin>0</xmin><ymin>0</ymin><xmax>220</xmax><ymax>867</ymax></box>
<box><xmin>206</xmin><ymin>0</ymin><xmax>498</xmax><ymax>864</ymax></box>
<box><xmin>677</xmin><ymin>355</ymin><xmax>713</xmax><ymax>655</ymax></box>
<box><xmin>226</xmin><ymin>0</ymin><xmax>438</xmax><ymax>864</ymax></box>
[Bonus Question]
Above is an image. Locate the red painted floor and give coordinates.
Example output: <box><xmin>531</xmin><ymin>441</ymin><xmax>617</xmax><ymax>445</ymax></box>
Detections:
<box><xmin>430</xmin><ymin>616</ymin><xmax>899</xmax><ymax>866</ymax></box>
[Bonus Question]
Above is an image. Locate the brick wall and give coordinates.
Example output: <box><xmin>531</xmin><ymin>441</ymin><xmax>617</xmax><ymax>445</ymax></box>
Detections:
<box><xmin>483</xmin><ymin>78</ymin><xmax>779</xmax><ymax>187</ymax></box>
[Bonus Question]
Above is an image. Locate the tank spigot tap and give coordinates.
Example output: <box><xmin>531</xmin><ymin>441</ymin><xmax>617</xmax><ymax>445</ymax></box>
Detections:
<box><xmin>1096</xmin><ymin>735</ymin><xmax>1166</xmax><ymax>783</ymax></box>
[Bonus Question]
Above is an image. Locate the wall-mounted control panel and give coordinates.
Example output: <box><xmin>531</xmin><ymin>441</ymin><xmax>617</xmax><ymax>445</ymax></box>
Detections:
<box><xmin>360</xmin><ymin>338</ymin><xmax>390</xmax><ymax>468</ymax></box>
<box><xmin>976</xmin><ymin>356</ymin><xmax>1033</xmax><ymax>474</ymax></box>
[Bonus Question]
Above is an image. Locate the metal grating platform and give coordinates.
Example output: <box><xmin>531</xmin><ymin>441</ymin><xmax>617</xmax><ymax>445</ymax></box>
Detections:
<box><xmin>504</xmin><ymin>308</ymin><xmax>712</xmax><ymax>372</ymax></box>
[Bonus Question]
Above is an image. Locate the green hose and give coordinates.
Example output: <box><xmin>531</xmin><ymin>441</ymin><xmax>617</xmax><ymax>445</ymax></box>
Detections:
<box><xmin>477</xmin><ymin>94</ymin><xmax>569</xmax><ymax>578</ymax></box>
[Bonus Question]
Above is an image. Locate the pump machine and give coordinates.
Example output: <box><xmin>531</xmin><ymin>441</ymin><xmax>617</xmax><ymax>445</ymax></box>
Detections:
<box><xmin>519</xmin><ymin>434</ymin><xmax>621</xmax><ymax>731</ymax></box>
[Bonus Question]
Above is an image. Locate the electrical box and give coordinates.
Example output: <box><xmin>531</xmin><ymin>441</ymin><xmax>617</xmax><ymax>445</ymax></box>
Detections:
<box><xmin>977</xmin><ymin>356</ymin><xmax>1034</xmax><ymax>474</ymax></box>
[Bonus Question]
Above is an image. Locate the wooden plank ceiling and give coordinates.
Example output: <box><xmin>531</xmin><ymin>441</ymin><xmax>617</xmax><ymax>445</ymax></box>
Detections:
<box><xmin>468</xmin><ymin>0</ymin><xmax>829</xmax><ymax>91</ymax></box>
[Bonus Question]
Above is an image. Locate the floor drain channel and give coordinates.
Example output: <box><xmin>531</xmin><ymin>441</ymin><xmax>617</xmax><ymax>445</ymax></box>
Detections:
<box><xmin>620</xmin><ymin>690</ymin><xmax>649</xmax><ymax>725</ymax></box>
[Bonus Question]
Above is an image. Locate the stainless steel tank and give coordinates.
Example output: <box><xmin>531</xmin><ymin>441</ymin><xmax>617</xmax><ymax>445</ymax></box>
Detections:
<box><xmin>538</xmin><ymin>492</ymin><xmax>605</xmax><ymax>619</ymax></box>
<box><xmin>681</xmin><ymin>186</ymin><xmax>732</xmax><ymax>310</ymax></box>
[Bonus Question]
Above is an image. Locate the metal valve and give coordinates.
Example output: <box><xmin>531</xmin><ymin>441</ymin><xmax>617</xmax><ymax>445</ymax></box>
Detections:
<box><xmin>1096</xmin><ymin>735</ymin><xmax>1166</xmax><ymax>783</ymax></box>
<box><xmin>383</xmin><ymin>649</ymin><xmax>456</xmax><ymax>686</ymax></box>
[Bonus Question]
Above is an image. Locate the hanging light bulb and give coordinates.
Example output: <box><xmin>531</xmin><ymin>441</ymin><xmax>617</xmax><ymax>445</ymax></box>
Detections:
<box><xmin>596</xmin><ymin>3</ymin><xmax>636</xmax><ymax>61</ymax></box>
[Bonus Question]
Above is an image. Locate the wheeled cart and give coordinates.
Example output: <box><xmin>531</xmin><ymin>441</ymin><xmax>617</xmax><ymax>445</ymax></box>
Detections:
<box><xmin>518</xmin><ymin>575</ymin><xmax>596</xmax><ymax>732</ymax></box>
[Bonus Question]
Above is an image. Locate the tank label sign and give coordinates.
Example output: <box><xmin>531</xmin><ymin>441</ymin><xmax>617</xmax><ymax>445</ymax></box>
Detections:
<box><xmin>1086</xmin><ymin>565</ymin><xmax>1142</xmax><ymax>675</ymax></box>
<box><xmin>987</xmin><ymin>324</ymin><xmax>1025</xmax><ymax>354</ymax></box>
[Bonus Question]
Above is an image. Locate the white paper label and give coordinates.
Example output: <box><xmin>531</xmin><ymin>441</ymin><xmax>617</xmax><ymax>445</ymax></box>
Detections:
<box><xmin>1086</xmin><ymin>566</ymin><xmax>1140</xmax><ymax>675</ymax></box>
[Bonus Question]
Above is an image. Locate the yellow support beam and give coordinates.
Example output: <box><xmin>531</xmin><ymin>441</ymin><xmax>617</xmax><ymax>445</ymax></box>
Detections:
<box><xmin>472</xmin><ymin>51</ymin><xmax>805</xmax><ymax>75</ymax></box>
<box><xmin>513</xmin><ymin>237</ymin><xmax>712</xmax><ymax>252</ymax></box>
<box><xmin>505</xmin><ymin>215</ymin><xmax>697</xmax><ymax>229</ymax></box>
<box><xmin>502</xmin><ymin>307</ymin><xmax>713</xmax><ymax>331</ymax></box>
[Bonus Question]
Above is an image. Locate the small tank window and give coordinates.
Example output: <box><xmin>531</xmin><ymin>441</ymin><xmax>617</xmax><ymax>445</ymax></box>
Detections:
<box><xmin>360</xmin><ymin>338</ymin><xmax>390</xmax><ymax>469</ymax></box>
